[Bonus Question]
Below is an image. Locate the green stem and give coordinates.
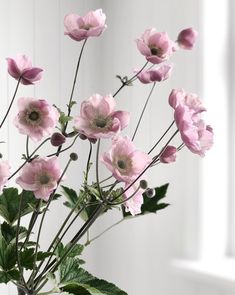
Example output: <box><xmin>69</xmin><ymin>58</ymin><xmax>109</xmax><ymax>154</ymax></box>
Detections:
<box><xmin>26</xmin><ymin>136</ymin><xmax>30</xmax><ymax>159</ymax></box>
<box><xmin>0</xmin><ymin>78</ymin><xmax>21</xmax><ymax>128</ymax></box>
<box><xmin>95</xmin><ymin>139</ymin><xmax>104</xmax><ymax>201</ymax></box>
<box><xmin>132</xmin><ymin>82</ymin><xmax>156</xmax><ymax>141</ymax></box>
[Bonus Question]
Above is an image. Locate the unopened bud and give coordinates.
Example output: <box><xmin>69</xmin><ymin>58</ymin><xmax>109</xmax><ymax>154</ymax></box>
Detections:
<box><xmin>70</xmin><ymin>153</ymin><xmax>78</xmax><ymax>161</ymax></box>
<box><xmin>140</xmin><ymin>180</ymin><xmax>148</xmax><ymax>189</ymax></box>
<box><xmin>50</xmin><ymin>132</ymin><xmax>66</xmax><ymax>146</ymax></box>
<box><xmin>79</xmin><ymin>133</ymin><xmax>87</xmax><ymax>140</ymax></box>
<box><xmin>145</xmin><ymin>188</ymin><xmax>155</xmax><ymax>198</ymax></box>
<box><xmin>89</xmin><ymin>138</ymin><xmax>97</xmax><ymax>144</ymax></box>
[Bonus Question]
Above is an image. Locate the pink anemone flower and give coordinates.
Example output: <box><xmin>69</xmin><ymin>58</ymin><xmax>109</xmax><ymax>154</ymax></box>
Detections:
<box><xmin>6</xmin><ymin>54</ymin><xmax>43</xmax><ymax>85</ymax></box>
<box><xmin>101</xmin><ymin>136</ymin><xmax>152</xmax><ymax>183</ymax></box>
<box><xmin>136</xmin><ymin>28</ymin><xmax>175</xmax><ymax>64</ymax></box>
<box><xmin>14</xmin><ymin>97</ymin><xmax>59</xmax><ymax>142</ymax></box>
<box><xmin>123</xmin><ymin>182</ymin><xmax>144</xmax><ymax>216</ymax></box>
<box><xmin>74</xmin><ymin>94</ymin><xmax>130</xmax><ymax>139</ymax></box>
<box><xmin>16</xmin><ymin>157</ymin><xmax>63</xmax><ymax>201</ymax></box>
<box><xmin>64</xmin><ymin>9</ymin><xmax>107</xmax><ymax>41</ymax></box>
<box><xmin>135</xmin><ymin>64</ymin><xmax>173</xmax><ymax>84</ymax></box>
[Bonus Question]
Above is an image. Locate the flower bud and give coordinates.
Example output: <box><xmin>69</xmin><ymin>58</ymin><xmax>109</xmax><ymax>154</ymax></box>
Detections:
<box><xmin>50</xmin><ymin>132</ymin><xmax>66</xmax><ymax>146</ymax></box>
<box><xmin>177</xmin><ymin>28</ymin><xmax>198</xmax><ymax>50</ymax></box>
<box><xmin>140</xmin><ymin>179</ymin><xmax>148</xmax><ymax>189</ymax></box>
<box><xmin>79</xmin><ymin>133</ymin><xmax>87</xmax><ymax>140</ymax></box>
<box><xmin>70</xmin><ymin>153</ymin><xmax>78</xmax><ymax>161</ymax></box>
<box><xmin>89</xmin><ymin>138</ymin><xmax>97</xmax><ymax>144</ymax></box>
<box><xmin>159</xmin><ymin>146</ymin><xmax>177</xmax><ymax>164</ymax></box>
<box><xmin>145</xmin><ymin>188</ymin><xmax>155</xmax><ymax>198</ymax></box>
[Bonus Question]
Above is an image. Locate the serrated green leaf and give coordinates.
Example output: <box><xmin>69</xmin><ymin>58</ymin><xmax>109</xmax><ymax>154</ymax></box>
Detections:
<box><xmin>60</xmin><ymin>263</ymin><xmax>127</xmax><ymax>295</ymax></box>
<box><xmin>20</xmin><ymin>249</ymin><xmax>54</xmax><ymax>270</ymax></box>
<box><xmin>0</xmin><ymin>269</ymin><xmax>20</xmax><ymax>284</ymax></box>
<box><xmin>1</xmin><ymin>222</ymin><xmax>27</xmax><ymax>244</ymax></box>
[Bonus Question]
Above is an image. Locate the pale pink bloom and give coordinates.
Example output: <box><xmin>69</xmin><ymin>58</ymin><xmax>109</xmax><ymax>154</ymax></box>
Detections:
<box><xmin>101</xmin><ymin>136</ymin><xmax>152</xmax><ymax>182</ymax></box>
<box><xmin>16</xmin><ymin>157</ymin><xmax>62</xmax><ymax>201</ymax></box>
<box><xmin>160</xmin><ymin>146</ymin><xmax>177</xmax><ymax>163</ymax></box>
<box><xmin>135</xmin><ymin>64</ymin><xmax>173</xmax><ymax>84</ymax></box>
<box><xmin>169</xmin><ymin>89</ymin><xmax>214</xmax><ymax>157</ymax></box>
<box><xmin>0</xmin><ymin>160</ymin><xmax>10</xmax><ymax>193</ymax></box>
<box><xmin>124</xmin><ymin>182</ymin><xmax>144</xmax><ymax>216</ymax></box>
<box><xmin>14</xmin><ymin>97</ymin><xmax>59</xmax><ymax>142</ymax></box>
<box><xmin>177</xmin><ymin>28</ymin><xmax>198</xmax><ymax>50</ymax></box>
<box><xmin>64</xmin><ymin>9</ymin><xmax>107</xmax><ymax>41</ymax></box>
<box><xmin>6</xmin><ymin>54</ymin><xmax>43</xmax><ymax>85</ymax></box>
<box><xmin>74</xmin><ymin>94</ymin><xmax>130</xmax><ymax>139</ymax></box>
<box><xmin>136</xmin><ymin>28</ymin><xmax>175</xmax><ymax>64</ymax></box>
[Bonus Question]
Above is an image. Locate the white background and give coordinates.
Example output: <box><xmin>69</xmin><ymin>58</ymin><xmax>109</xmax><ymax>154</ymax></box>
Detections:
<box><xmin>0</xmin><ymin>0</ymin><xmax>231</xmax><ymax>294</ymax></box>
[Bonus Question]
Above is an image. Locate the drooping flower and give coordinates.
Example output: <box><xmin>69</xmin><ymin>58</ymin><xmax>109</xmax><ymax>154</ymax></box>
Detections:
<box><xmin>16</xmin><ymin>157</ymin><xmax>62</xmax><ymax>201</ymax></box>
<box><xmin>14</xmin><ymin>97</ymin><xmax>59</xmax><ymax>142</ymax></box>
<box><xmin>159</xmin><ymin>145</ymin><xmax>177</xmax><ymax>163</ymax></box>
<box><xmin>169</xmin><ymin>89</ymin><xmax>213</xmax><ymax>157</ymax></box>
<box><xmin>136</xmin><ymin>28</ymin><xmax>175</xmax><ymax>64</ymax></box>
<box><xmin>74</xmin><ymin>94</ymin><xmax>130</xmax><ymax>139</ymax></box>
<box><xmin>177</xmin><ymin>28</ymin><xmax>198</xmax><ymax>50</ymax></box>
<box><xmin>0</xmin><ymin>160</ymin><xmax>10</xmax><ymax>193</ymax></box>
<box><xmin>123</xmin><ymin>182</ymin><xmax>144</xmax><ymax>216</ymax></box>
<box><xmin>135</xmin><ymin>64</ymin><xmax>173</xmax><ymax>84</ymax></box>
<box><xmin>101</xmin><ymin>136</ymin><xmax>152</xmax><ymax>182</ymax></box>
<box><xmin>6</xmin><ymin>54</ymin><xmax>43</xmax><ymax>85</ymax></box>
<box><xmin>64</xmin><ymin>9</ymin><xmax>107</xmax><ymax>41</ymax></box>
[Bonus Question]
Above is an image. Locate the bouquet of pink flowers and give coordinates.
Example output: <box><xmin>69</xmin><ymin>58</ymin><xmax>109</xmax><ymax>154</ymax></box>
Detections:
<box><xmin>0</xmin><ymin>8</ymin><xmax>213</xmax><ymax>295</ymax></box>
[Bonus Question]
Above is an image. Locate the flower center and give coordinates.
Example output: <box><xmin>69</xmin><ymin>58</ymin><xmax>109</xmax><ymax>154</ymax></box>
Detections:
<box><xmin>80</xmin><ymin>24</ymin><xmax>93</xmax><ymax>30</ymax></box>
<box><xmin>117</xmin><ymin>160</ymin><xmax>126</xmax><ymax>170</ymax></box>
<box><xmin>28</xmin><ymin>111</ymin><xmax>40</xmax><ymax>121</ymax></box>
<box><xmin>150</xmin><ymin>47</ymin><xmax>163</xmax><ymax>56</ymax></box>
<box><xmin>39</xmin><ymin>174</ymin><xmax>50</xmax><ymax>185</ymax></box>
<box><xmin>94</xmin><ymin>117</ymin><xmax>107</xmax><ymax>128</ymax></box>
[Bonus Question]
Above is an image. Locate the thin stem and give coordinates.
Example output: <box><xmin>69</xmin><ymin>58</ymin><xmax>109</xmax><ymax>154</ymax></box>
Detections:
<box><xmin>113</xmin><ymin>61</ymin><xmax>148</xmax><ymax>97</ymax></box>
<box><xmin>16</xmin><ymin>193</ymin><xmax>27</xmax><ymax>288</ymax></box>
<box><xmin>8</xmin><ymin>137</ymin><xmax>50</xmax><ymax>180</ymax></box>
<box><xmin>85</xmin><ymin>142</ymin><xmax>92</xmax><ymax>184</ymax></box>
<box><xmin>26</xmin><ymin>136</ymin><xmax>30</xmax><ymax>159</ymax></box>
<box><xmin>0</xmin><ymin>78</ymin><xmax>21</xmax><ymax>128</ymax></box>
<box><xmin>86</xmin><ymin>218</ymin><xmax>124</xmax><ymax>246</ymax></box>
<box><xmin>108</xmin><ymin>185</ymin><xmax>141</xmax><ymax>206</ymax></box>
<box><xmin>95</xmin><ymin>139</ymin><xmax>104</xmax><ymax>201</ymax></box>
<box><xmin>148</xmin><ymin>120</ymin><xmax>175</xmax><ymax>154</ymax></box>
<box><xmin>132</xmin><ymin>82</ymin><xmax>156</xmax><ymax>141</ymax></box>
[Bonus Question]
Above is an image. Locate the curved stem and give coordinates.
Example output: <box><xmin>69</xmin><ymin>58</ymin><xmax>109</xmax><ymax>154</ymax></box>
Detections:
<box><xmin>0</xmin><ymin>78</ymin><xmax>21</xmax><ymax>128</ymax></box>
<box><xmin>48</xmin><ymin>134</ymin><xmax>79</xmax><ymax>157</ymax></box>
<box><xmin>8</xmin><ymin>137</ymin><xmax>50</xmax><ymax>180</ymax></box>
<box><xmin>113</xmin><ymin>61</ymin><xmax>148</xmax><ymax>97</ymax></box>
<box><xmin>132</xmin><ymin>82</ymin><xmax>156</xmax><ymax>141</ymax></box>
<box><xmin>148</xmin><ymin>120</ymin><xmax>175</xmax><ymax>154</ymax></box>
<box><xmin>95</xmin><ymin>139</ymin><xmax>104</xmax><ymax>201</ymax></box>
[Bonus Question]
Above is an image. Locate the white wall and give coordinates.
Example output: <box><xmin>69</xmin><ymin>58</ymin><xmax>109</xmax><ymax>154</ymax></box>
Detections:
<box><xmin>0</xmin><ymin>1</ymin><xmax>231</xmax><ymax>295</ymax></box>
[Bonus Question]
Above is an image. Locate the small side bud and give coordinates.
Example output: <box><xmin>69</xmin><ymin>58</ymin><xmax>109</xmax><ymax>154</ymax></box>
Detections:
<box><xmin>140</xmin><ymin>179</ymin><xmax>148</xmax><ymax>189</ymax></box>
<box><xmin>50</xmin><ymin>132</ymin><xmax>66</xmax><ymax>146</ymax></box>
<box><xmin>79</xmin><ymin>133</ymin><xmax>87</xmax><ymax>140</ymax></box>
<box><xmin>145</xmin><ymin>188</ymin><xmax>155</xmax><ymax>198</ymax></box>
<box><xmin>70</xmin><ymin>153</ymin><xmax>78</xmax><ymax>161</ymax></box>
<box><xmin>89</xmin><ymin>138</ymin><xmax>97</xmax><ymax>144</ymax></box>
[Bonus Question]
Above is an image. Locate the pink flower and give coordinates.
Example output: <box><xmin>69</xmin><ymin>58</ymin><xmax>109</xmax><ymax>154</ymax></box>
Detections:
<box><xmin>159</xmin><ymin>146</ymin><xmax>177</xmax><ymax>163</ymax></box>
<box><xmin>169</xmin><ymin>89</ymin><xmax>214</xmax><ymax>156</ymax></box>
<box><xmin>16</xmin><ymin>157</ymin><xmax>62</xmax><ymax>201</ymax></box>
<box><xmin>6</xmin><ymin>54</ymin><xmax>43</xmax><ymax>85</ymax></box>
<box><xmin>135</xmin><ymin>64</ymin><xmax>173</xmax><ymax>84</ymax></box>
<box><xmin>101</xmin><ymin>136</ymin><xmax>152</xmax><ymax>182</ymax></box>
<box><xmin>177</xmin><ymin>28</ymin><xmax>198</xmax><ymax>50</ymax></box>
<box><xmin>124</xmin><ymin>182</ymin><xmax>144</xmax><ymax>216</ymax></box>
<box><xmin>74</xmin><ymin>94</ymin><xmax>130</xmax><ymax>139</ymax></box>
<box><xmin>64</xmin><ymin>9</ymin><xmax>107</xmax><ymax>41</ymax></box>
<box><xmin>0</xmin><ymin>160</ymin><xmax>10</xmax><ymax>193</ymax></box>
<box><xmin>14</xmin><ymin>97</ymin><xmax>59</xmax><ymax>142</ymax></box>
<box><xmin>136</xmin><ymin>28</ymin><xmax>175</xmax><ymax>64</ymax></box>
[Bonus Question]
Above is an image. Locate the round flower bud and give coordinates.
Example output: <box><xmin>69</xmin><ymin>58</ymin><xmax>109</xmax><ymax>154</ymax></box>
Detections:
<box><xmin>89</xmin><ymin>138</ymin><xmax>97</xmax><ymax>144</ymax></box>
<box><xmin>79</xmin><ymin>133</ymin><xmax>87</xmax><ymax>140</ymax></box>
<box><xmin>145</xmin><ymin>188</ymin><xmax>155</xmax><ymax>198</ymax></box>
<box><xmin>0</xmin><ymin>153</ymin><xmax>2</xmax><ymax>159</ymax></box>
<box><xmin>140</xmin><ymin>179</ymin><xmax>148</xmax><ymax>189</ymax></box>
<box><xmin>70</xmin><ymin>153</ymin><xmax>78</xmax><ymax>161</ymax></box>
<box><xmin>50</xmin><ymin>132</ymin><xmax>66</xmax><ymax>147</ymax></box>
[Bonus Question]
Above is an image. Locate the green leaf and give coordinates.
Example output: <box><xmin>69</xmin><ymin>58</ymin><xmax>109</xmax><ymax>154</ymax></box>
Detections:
<box><xmin>0</xmin><ymin>269</ymin><xmax>20</xmax><ymax>284</ymax></box>
<box><xmin>1</xmin><ymin>222</ymin><xmax>27</xmax><ymax>244</ymax></box>
<box><xmin>20</xmin><ymin>249</ymin><xmax>54</xmax><ymax>270</ymax></box>
<box><xmin>0</xmin><ymin>227</ymin><xmax>16</xmax><ymax>271</ymax></box>
<box><xmin>60</xmin><ymin>259</ymin><xmax>127</xmax><ymax>295</ymax></box>
<box><xmin>123</xmin><ymin>183</ymin><xmax>170</xmax><ymax>217</ymax></box>
<box><xmin>56</xmin><ymin>242</ymin><xmax>84</xmax><ymax>259</ymax></box>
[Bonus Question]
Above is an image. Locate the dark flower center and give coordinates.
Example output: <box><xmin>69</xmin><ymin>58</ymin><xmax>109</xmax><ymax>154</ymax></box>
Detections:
<box><xmin>150</xmin><ymin>47</ymin><xmax>163</xmax><ymax>56</ymax></box>
<box><xmin>28</xmin><ymin>111</ymin><xmax>40</xmax><ymax>121</ymax></box>
<box><xmin>39</xmin><ymin>174</ymin><xmax>50</xmax><ymax>185</ymax></box>
<box><xmin>94</xmin><ymin>118</ymin><xmax>107</xmax><ymax>128</ymax></box>
<box><xmin>117</xmin><ymin>160</ymin><xmax>126</xmax><ymax>170</ymax></box>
